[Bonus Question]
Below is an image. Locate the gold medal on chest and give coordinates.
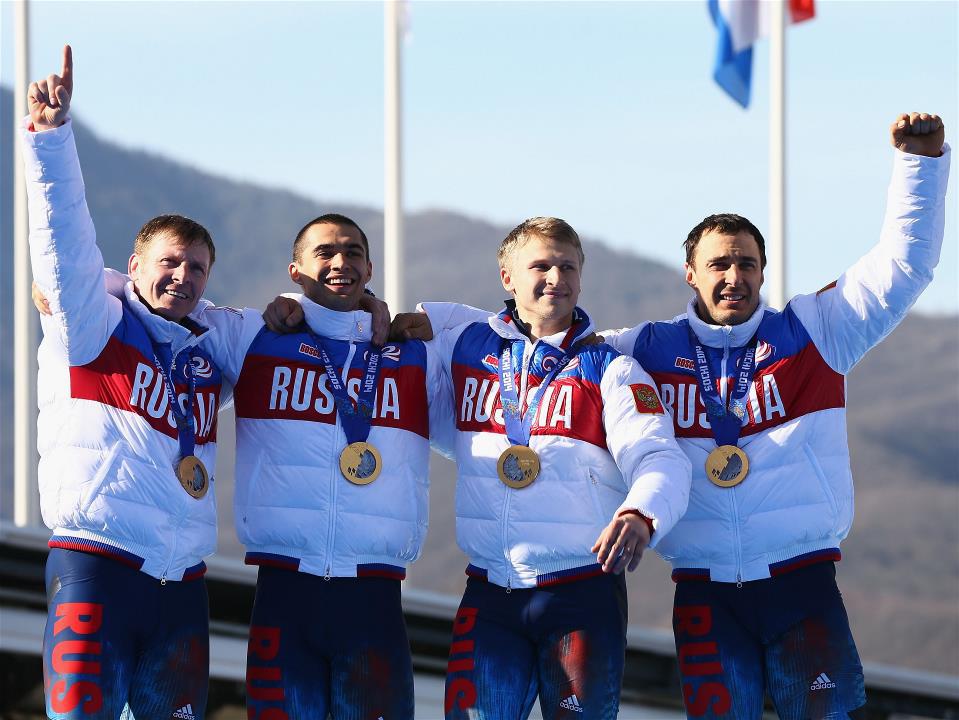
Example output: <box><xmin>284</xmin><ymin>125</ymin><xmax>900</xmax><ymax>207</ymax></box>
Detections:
<box><xmin>176</xmin><ymin>455</ymin><xmax>209</xmax><ymax>499</ymax></box>
<box><xmin>339</xmin><ymin>441</ymin><xmax>382</xmax><ymax>485</ymax></box>
<box><xmin>497</xmin><ymin>445</ymin><xmax>540</xmax><ymax>489</ymax></box>
<box><xmin>705</xmin><ymin>445</ymin><xmax>749</xmax><ymax>488</ymax></box>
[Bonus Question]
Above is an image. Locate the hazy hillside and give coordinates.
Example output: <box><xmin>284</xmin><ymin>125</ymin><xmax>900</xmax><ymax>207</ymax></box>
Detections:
<box><xmin>1</xmin><ymin>88</ymin><xmax>956</xmax><ymax>676</ymax></box>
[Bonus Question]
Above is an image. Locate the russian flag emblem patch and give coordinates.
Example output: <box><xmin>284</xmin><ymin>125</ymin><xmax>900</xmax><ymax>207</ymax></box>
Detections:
<box><xmin>630</xmin><ymin>383</ymin><xmax>664</xmax><ymax>414</ymax></box>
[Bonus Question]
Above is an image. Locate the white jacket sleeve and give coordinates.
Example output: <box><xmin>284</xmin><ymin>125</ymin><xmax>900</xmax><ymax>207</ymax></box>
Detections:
<box><xmin>191</xmin><ymin>301</ymin><xmax>266</xmax><ymax>385</ymax></box>
<box><xmin>594</xmin><ymin>323</ymin><xmax>650</xmax><ymax>356</ymax></box>
<box><xmin>417</xmin><ymin>302</ymin><xmax>491</xmax><ymax>332</ymax></box>
<box><xmin>22</xmin><ymin>118</ymin><xmax>120</xmax><ymax>366</ymax></box>
<box><xmin>600</xmin><ymin>354</ymin><xmax>691</xmax><ymax>547</ymax></box>
<box><xmin>790</xmin><ymin>145</ymin><xmax>952</xmax><ymax>374</ymax></box>
<box><xmin>425</xmin><ymin>340</ymin><xmax>456</xmax><ymax>460</ymax></box>
<box><xmin>417</xmin><ymin>302</ymin><xmax>488</xmax><ymax>378</ymax></box>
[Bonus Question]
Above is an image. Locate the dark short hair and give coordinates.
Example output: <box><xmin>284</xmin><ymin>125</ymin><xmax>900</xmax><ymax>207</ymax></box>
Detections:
<box><xmin>293</xmin><ymin>214</ymin><xmax>370</xmax><ymax>263</ymax></box>
<box><xmin>684</xmin><ymin>214</ymin><xmax>766</xmax><ymax>269</ymax></box>
<box><xmin>134</xmin><ymin>215</ymin><xmax>215</xmax><ymax>267</ymax></box>
<box><xmin>497</xmin><ymin>216</ymin><xmax>585</xmax><ymax>269</ymax></box>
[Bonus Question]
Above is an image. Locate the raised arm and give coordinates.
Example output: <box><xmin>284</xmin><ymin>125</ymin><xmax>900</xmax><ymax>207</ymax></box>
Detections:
<box><xmin>23</xmin><ymin>45</ymin><xmax>120</xmax><ymax>366</ymax></box>
<box><xmin>791</xmin><ymin>113</ymin><xmax>951</xmax><ymax>374</ymax></box>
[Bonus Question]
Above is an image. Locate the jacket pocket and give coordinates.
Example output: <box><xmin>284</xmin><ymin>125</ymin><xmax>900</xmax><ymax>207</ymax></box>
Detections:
<box><xmin>237</xmin><ymin>453</ymin><xmax>264</xmax><ymax>529</ymax></box>
<box><xmin>585</xmin><ymin>468</ymin><xmax>608</xmax><ymax>526</ymax></box>
<box><xmin>78</xmin><ymin>442</ymin><xmax>122</xmax><ymax>514</ymax></box>
<box><xmin>803</xmin><ymin>443</ymin><xmax>838</xmax><ymax>519</ymax></box>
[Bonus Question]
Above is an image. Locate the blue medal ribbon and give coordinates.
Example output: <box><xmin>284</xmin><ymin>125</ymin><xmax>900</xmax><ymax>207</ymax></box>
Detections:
<box><xmin>306</xmin><ymin>330</ymin><xmax>382</xmax><ymax>444</ymax></box>
<box><xmin>498</xmin><ymin>340</ymin><xmax>571</xmax><ymax>447</ymax></box>
<box><xmin>688</xmin><ymin>328</ymin><xmax>758</xmax><ymax>447</ymax></box>
<box><xmin>151</xmin><ymin>343</ymin><xmax>198</xmax><ymax>460</ymax></box>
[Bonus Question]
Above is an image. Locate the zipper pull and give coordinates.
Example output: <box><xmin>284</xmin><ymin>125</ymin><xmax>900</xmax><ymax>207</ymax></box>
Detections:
<box><xmin>324</xmin><ymin>566</ymin><xmax>331</xmax><ymax>582</ymax></box>
<box><xmin>736</xmin><ymin>573</ymin><xmax>742</xmax><ymax>589</ymax></box>
<box><xmin>160</xmin><ymin>575</ymin><xmax>167</xmax><ymax>586</ymax></box>
<box><xmin>506</xmin><ymin>576</ymin><xmax>512</xmax><ymax>594</ymax></box>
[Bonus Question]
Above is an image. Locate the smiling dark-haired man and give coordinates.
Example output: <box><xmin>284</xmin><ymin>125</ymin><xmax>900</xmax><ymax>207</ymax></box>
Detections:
<box><xmin>226</xmin><ymin>212</ymin><xmax>452</xmax><ymax>719</ymax></box>
<box><xmin>597</xmin><ymin>113</ymin><xmax>950</xmax><ymax>720</ymax></box>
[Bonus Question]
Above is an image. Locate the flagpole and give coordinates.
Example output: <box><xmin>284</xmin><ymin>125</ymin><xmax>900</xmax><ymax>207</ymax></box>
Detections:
<box><xmin>768</xmin><ymin>0</ymin><xmax>787</xmax><ymax>310</ymax></box>
<box><xmin>13</xmin><ymin>0</ymin><xmax>40</xmax><ymax>527</ymax></box>
<box><xmin>384</xmin><ymin>0</ymin><xmax>404</xmax><ymax>313</ymax></box>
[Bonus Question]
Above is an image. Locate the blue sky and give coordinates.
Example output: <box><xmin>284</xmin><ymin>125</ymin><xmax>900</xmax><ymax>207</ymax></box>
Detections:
<box><xmin>2</xmin><ymin>0</ymin><xmax>956</xmax><ymax>313</ymax></box>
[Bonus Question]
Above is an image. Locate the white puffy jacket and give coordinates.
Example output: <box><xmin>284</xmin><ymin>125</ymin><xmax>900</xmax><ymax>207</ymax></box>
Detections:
<box><xmin>23</xmin><ymin>119</ymin><xmax>231</xmax><ymax>581</ymax></box>
<box><xmin>603</xmin><ymin>145</ymin><xmax>951</xmax><ymax>583</ymax></box>
<box><xmin>193</xmin><ymin>295</ymin><xmax>454</xmax><ymax>579</ymax></box>
<box><xmin>421</xmin><ymin>303</ymin><xmax>691</xmax><ymax>589</ymax></box>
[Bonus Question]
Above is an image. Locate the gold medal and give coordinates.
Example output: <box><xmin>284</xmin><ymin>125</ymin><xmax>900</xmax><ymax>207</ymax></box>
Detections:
<box><xmin>339</xmin><ymin>441</ymin><xmax>382</xmax><ymax>485</ymax></box>
<box><xmin>176</xmin><ymin>455</ymin><xmax>209</xmax><ymax>499</ymax></box>
<box><xmin>705</xmin><ymin>445</ymin><xmax>749</xmax><ymax>488</ymax></box>
<box><xmin>497</xmin><ymin>445</ymin><xmax>540</xmax><ymax>489</ymax></box>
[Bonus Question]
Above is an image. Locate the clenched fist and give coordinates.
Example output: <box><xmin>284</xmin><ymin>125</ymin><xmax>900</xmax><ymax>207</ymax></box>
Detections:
<box><xmin>891</xmin><ymin>113</ymin><xmax>944</xmax><ymax>158</ymax></box>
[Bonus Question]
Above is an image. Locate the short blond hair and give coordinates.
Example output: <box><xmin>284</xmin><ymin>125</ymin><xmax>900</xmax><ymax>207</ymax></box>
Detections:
<box><xmin>497</xmin><ymin>216</ymin><xmax>585</xmax><ymax>269</ymax></box>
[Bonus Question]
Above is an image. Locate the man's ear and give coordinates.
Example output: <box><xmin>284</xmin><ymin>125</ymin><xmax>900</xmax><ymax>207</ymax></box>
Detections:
<box><xmin>684</xmin><ymin>262</ymin><xmax>696</xmax><ymax>290</ymax></box>
<box><xmin>128</xmin><ymin>253</ymin><xmax>140</xmax><ymax>278</ymax></box>
<box><xmin>500</xmin><ymin>265</ymin><xmax>513</xmax><ymax>294</ymax></box>
<box><xmin>289</xmin><ymin>262</ymin><xmax>303</xmax><ymax>286</ymax></box>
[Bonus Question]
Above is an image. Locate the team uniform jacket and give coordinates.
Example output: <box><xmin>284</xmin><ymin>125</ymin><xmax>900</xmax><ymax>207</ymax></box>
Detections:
<box><xmin>22</xmin><ymin>119</ymin><xmax>230</xmax><ymax>581</ymax></box>
<box><xmin>193</xmin><ymin>295</ymin><xmax>453</xmax><ymax>580</ymax></box>
<box><xmin>421</xmin><ymin>303</ymin><xmax>691</xmax><ymax>589</ymax></box>
<box><xmin>602</xmin><ymin>145</ymin><xmax>952</xmax><ymax>584</ymax></box>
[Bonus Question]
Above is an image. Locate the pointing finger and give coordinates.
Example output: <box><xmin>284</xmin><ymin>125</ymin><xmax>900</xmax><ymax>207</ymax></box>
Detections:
<box><xmin>61</xmin><ymin>45</ymin><xmax>73</xmax><ymax>96</ymax></box>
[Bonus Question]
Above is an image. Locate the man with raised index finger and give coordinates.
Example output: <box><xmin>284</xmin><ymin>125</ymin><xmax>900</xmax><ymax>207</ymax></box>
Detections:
<box><xmin>22</xmin><ymin>46</ymin><xmax>232</xmax><ymax>719</ymax></box>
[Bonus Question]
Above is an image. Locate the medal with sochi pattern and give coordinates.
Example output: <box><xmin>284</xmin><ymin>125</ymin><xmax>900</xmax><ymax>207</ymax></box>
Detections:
<box><xmin>151</xmin><ymin>345</ymin><xmax>209</xmax><ymax>499</ymax></box>
<box><xmin>705</xmin><ymin>445</ymin><xmax>749</xmax><ymax>488</ymax></box>
<box><xmin>497</xmin><ymin>445</ymin><xmax>542</xmax><ymax>489</ymax></box>
<box><xmin>307</xmin><ymin>329</ymin><xmax>384</xmax><ymax>485</ymax></box>
<box><xmin>176</xmin><ymin>455</ymin><xmax>210</xmax><ymax>498</ymax></box>
<box><xmin>688</xmin><ymin>329</ymin><xmax>758</xmax><ymax>488</ymax></box>
<box><xmin>339</xmin><ymin>441</ymin><xmax>383</xmax><ymax>485</ymax></box>
<box><xmin>496</xmin><ymin>337</ymin><xmax>571</xmax><ymax>489</ymax></box>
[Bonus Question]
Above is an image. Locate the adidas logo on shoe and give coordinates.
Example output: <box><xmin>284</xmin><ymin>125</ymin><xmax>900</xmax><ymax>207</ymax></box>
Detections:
<box><xmin>810</xmin><ymin>673</ymin><xmax>837</xmax><ymax>690</ymax></box>
<box><xmin>172</xmin><ymin>705</ymin><xmax>196</xmax><ymax>720</ymax></box>
<box><xmin>559</xmin><ymin>694</ymin><xmax>584</xmax><ymax>713</ymax></box>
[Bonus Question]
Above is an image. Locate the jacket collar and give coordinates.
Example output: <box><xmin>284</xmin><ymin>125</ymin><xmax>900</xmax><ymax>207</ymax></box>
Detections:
<box><xmin>489</xmin><ymin>299</ymin><xmax>595</xmax><ymax>350</ymax></box>
<box><xmin>684</xmin><ymin>297</ymin><xmax>767</xmax><ymax>349</ymax></box>
<box><xmin>299</xmin><ymin>294</ymin><xmax>373</xmax><ymax>342</ymax></box>
<box><xmin>123</xmin><ymin>282</ymin><xmax>208</xmax><ymax>354</ymax></box>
